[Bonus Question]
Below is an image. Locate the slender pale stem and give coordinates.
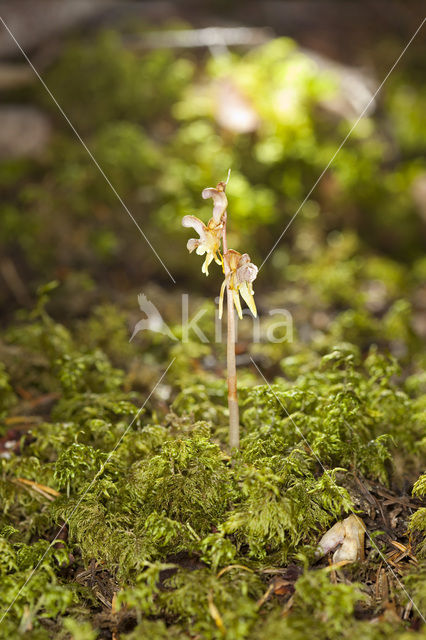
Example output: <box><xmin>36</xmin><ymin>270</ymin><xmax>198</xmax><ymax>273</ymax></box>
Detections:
<box><xmin>222</xmin><ymin>212</ymin><xmax>239</xmax><ymax>449</ymax></box>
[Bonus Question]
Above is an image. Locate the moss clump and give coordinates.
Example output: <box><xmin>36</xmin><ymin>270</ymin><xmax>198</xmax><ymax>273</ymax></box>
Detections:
<box><xmin>0</xmin><ymin>288</ymin><xmax>424</xmax><ymax>637</ymax></box>
<box><xmin>410</xmin><ymin>474</ymin><xmax>426</xmax><ymax>559</ymax></box>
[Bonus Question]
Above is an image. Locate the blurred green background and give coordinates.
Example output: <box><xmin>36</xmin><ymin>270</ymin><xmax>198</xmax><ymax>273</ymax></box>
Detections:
<box><xmin>0</xmin><ymin>2</ymin><xmax>425</xmax><ymax>359</ymax></box>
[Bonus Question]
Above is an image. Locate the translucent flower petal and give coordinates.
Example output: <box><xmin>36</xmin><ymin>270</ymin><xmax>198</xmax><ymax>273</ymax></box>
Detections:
<box><xmin>182</xmin><ymin>214</ymin><xmax>221</xmax><ymax>275</ymax></box>
<box><xmin>202</xmin><ymin>186</ymin><xmax>228</xmax><ymax>224</ymax></box>
<box><xmin>218</xmin><ymin>278</ymin><xmax>227</xmax><ymax>320</ymax></box>
<box><xmin>239</xmin><ymin>281</ymin><xmax>257</xmax><ymax>317</ymax></box>
<box><xmin>187</xmin><ymin>238</ymin><xmax>200</xmax><ymax>253</ymax></box>
<box><xmin>235</xmin><ymin>254</ymin><xmax>258</xmax><ymax>286</ymax></box>
<box><xmin>202</xmin><ymin>252</ymin><xmax>215</xmax><ymax>276</ymax></box>
<box><xmin>232</xmin><ymin>288</ymin><xmax>243</xmax><ymax>319</ymax></box>
<box><xmin>182</xmin><ymin>215</ymin><xmax>206</xmax><ymax>235</ymax></box>
<box><xmin>221</xmin><ymin>250</ymin><xmax>258</xmax><ymax>318</ymax></box>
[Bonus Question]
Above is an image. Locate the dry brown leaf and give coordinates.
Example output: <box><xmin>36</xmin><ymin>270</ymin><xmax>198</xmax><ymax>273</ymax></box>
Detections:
<box><xmin>14</xmin><ymin>477</ymin><xmax>60</xmax><ymax>501</ymax></box>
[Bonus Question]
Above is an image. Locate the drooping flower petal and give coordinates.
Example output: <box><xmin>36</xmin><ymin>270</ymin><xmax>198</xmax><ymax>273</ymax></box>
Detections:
<box><xmin>232</xmin><ymin>288</ymin><xmax>243</xmax><ymax>319</ymax></box>
<box><xmin>219</xmin><ymin>278</ymin><xmax>227</xmax><ymax>320</ymax></box>
<box><xmin>235</xmin><ymin>254</ymin><xmax>258</xmax><ymax>285</ymax></box>
<box><xmin>187</xmin><ymin>238</ymin><xmax>200</xmax><ymax>253</ymax></box>
<box><xmin>238</xmin><ymin>281</ymin><xmax>257</xmax><ymax>317</ymax></box>
<box><xmin>202</xmin><ymin>252</ymin><xmax>215</xmax><ymax>276</ymax></box>
<box><xmin>202</xmin><ymin>184</ymin><xmax>228</xmax><ymax>224</ymax></box>
<box><xmin>182</xmin><ymin>214</ymin><xmax>206</xmax><ymax>235</ymax></box>
<box><xmin>182</xmin><ymin>214</ymin><xmax>221</xmax><ymax>276</ymax></box>
<box><xmin>225</xmin><ymin>249</ymin><xmax>242</xmax><ymax>272</ymax></box>
<box><xmin>220</xmin><ymin>250</ymin><xmax>258</xmax><ymax>319</ymax></box>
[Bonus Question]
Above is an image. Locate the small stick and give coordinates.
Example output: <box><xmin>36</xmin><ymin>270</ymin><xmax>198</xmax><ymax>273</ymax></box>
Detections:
<box><xmin>14</xmin><ymin>477</ymin><xmax>60</xmax><ymax>500</ymax></box>
<box><xmin>222</xmin><ymin>192</ymin><xmax>239</xmax><ymax>450</ymax></box>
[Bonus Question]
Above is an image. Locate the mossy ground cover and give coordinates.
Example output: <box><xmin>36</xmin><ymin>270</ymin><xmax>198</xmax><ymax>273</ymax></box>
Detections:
<box><xmin>0</xmin><ymin>22</ymin><xmax>425</xmax><ymax>640</ymax></box>
<box><xmin>0</xmin><ymin>280</ymin><xmax>425</xmax><ymax>639</ymax></box>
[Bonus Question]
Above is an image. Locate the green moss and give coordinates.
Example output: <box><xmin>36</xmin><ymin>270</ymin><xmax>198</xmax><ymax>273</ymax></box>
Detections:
<box><xmin>43</xmin><ymin>31</ymin><xmax>194</xmax><ymax>132</ymax></box>
<box><xmin>409</xmin><ymin>474</ymin><xmax>426</xmax><ymax>558</ymax></box>
<box><xmin>0</xmin><ymin>276</ymin><xmax>424</xmax><ymax>636</ymax></box>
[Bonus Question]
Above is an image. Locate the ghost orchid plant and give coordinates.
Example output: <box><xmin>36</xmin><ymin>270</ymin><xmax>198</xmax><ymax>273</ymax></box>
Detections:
<box><xmin>182</xmin><ymin>175</ymin><xmax>258</xmax><ymax>449</ymax></box>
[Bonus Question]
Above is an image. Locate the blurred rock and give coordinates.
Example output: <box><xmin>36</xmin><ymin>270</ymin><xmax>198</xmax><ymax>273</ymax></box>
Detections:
<box><xmin>0</xmin><ymin>1</ymin><xmax>114</xmax><ymax>58</ymax></box>
<box><xmin>0</xmin><ymin>106</ymin><xmax>51</xmax><ymax>158</ymax></box>
<box><xmin>0</xmin><ymin>63</ymin><xmax>33</xmax><ymax>89</ymax></box>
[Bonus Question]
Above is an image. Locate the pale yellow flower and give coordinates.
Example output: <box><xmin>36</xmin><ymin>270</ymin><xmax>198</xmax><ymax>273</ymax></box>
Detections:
<box><xmin>182</xmin><ymin>214</ymin><xmax>222</xmax><ymax>276</ymax></box>
<box><xmin>219</xmin><ymin>250</ymin><xmax>258</xmax><ymax>320</ymax></box>
<box><xmin>182</xmin><ymin>182</ymin><xmax>227</xmax><ymax>276</ymax></box>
